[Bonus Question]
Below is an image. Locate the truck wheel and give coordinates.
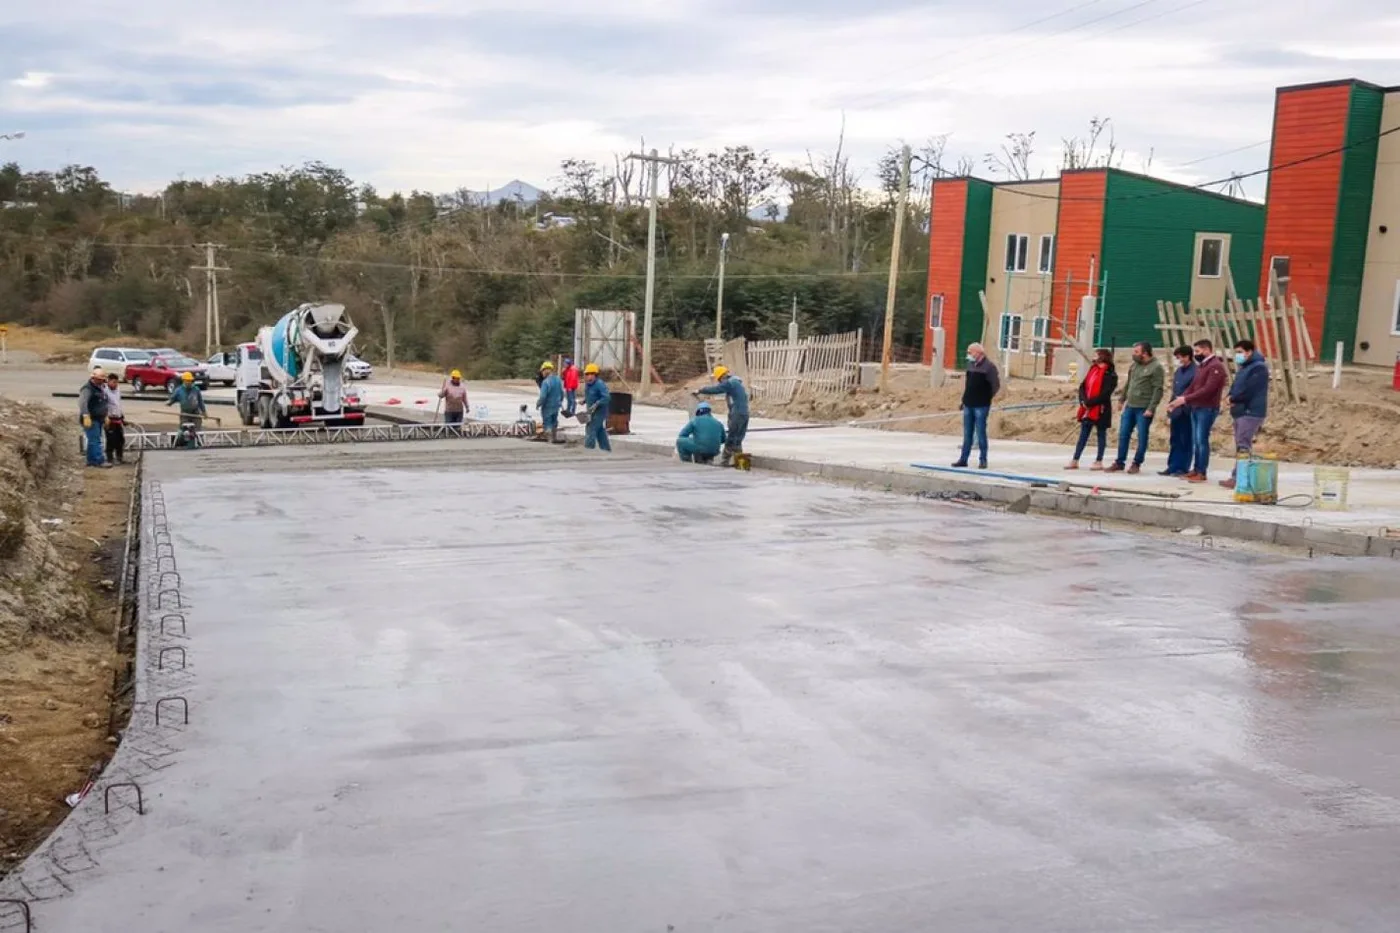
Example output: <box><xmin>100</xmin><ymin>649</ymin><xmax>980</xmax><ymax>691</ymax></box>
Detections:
<box><xmin>132</xmin><ymin>377</ymin><xmax>145</xmax><ymax>393</ymax></box>
<box><xmin>166</xmin><ymin>377</ymin><xmax>178</xmax><ymax>392</ymax></box>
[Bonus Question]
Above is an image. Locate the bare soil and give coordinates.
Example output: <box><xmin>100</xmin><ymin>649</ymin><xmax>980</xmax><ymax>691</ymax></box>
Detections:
<box><xmin>658</xmin><ymin>368</ymin><xmax>1400</xmax><ymax>469</ymax></box>
<box><xmin>0</xmin><ymin>399</ymin><xmax>132</xmax><ymax>878</ymax></box>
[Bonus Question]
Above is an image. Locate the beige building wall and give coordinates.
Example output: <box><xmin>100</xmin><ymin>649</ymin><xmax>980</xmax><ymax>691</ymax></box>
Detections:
<box><xmin>1355</xmin><ymin>91</ymin><xmax>1400</xmax><ymax>368</ymax></box>
<box><xmin>984</xmin><ymin>181</ymin><xmax>1060</xmax><ymax>378</ymax></box>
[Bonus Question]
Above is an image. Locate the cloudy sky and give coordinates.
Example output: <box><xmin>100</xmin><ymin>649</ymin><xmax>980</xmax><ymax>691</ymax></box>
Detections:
<box><xmin>2</xmin><ymin>0</ymin><xmax>1397</xmax><ymax>199</ymax></box>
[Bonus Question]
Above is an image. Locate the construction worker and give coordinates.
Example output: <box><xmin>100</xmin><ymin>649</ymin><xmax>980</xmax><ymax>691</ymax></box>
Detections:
<box><xmin>167</xmin><ymin>371</ymin><xmax>207</xmax><ymax>444</ymax></box>
<box><xmin>78</xmin><ymin>367</ymin><xmax>110</xmax><ymax>468</ymax></box>
<box><xmin>582</xmin><ymin>363</ymin><xmax>611</xmax><ymax>452</ymax></box>
<box><xmin>103</xmin><ymin>372</ymin><xmax>126</xmax><ymax>465</ymax></box>
<box><xmin>561</xmin><ymin>357</ymin><xmax>580</xmax><ymax>417</ymax></box>
<box><xmin>695</xmin><ymin>365</ymin><xmax>748</xmax><ymax>465</ymax></box>
<box><xmin>535</xmin><ymin>360</ymin><xmax>564</xmax><ymax>443</ymax></box>
<box><xmin>439</xmin><ymin>369</ymin><xmax>469</xmax><ymax>425</ymax></box>
<box><xmin>676</xmin><ymin>401</ymin><xmax>725</xmax><ymax>464</ymax></box>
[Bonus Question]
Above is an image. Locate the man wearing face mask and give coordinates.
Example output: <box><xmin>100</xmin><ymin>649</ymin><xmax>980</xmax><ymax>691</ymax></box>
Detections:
<box><xmin>1167</xmin><ymin>339</ymin><xmax>1227</xmax><ymax>482</ymax></box>
<box><xmin>1220</xmin><ymin>338</ymin><xmax>1270</xmax><ymax>490</ymax></box>
<box><xmin>953</xmin><ymin>342</ymin><xmax>1000</xmax><ymax>470</ymax></box>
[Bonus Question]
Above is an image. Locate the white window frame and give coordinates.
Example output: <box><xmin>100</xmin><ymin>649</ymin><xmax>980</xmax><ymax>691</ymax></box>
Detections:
<box><xmin>998</xmin><ymin>313</ymin><xmax>1023</xmax><ymax>352</ymax></box>
<box><xmin>1197</xmin><ymin>236</ymin><xmax>1225</xmax><ymax>278</ymax></box>
<box><xmin>1391</xmin><ymin>279</ymin><xmax>1400</xmax><ymax>336</ymax></box>
<box><xmin>928</xmin><ymin>294</ymin><xmax>944</xmax><ymax>330</ymax></box>
<box><xmin>1030</xmin><ymin>317</ymin><xmax>1050</xmax><ymax>356</ymax></box>
<box><xmin>1005</xmin><ymin>234</ymin><xmax>1029</xmax><ymax>273</ymax></box>
<box><xmin>1037</xmin><ymin>235</ymin><xmax>1055</xmax><ymax>275</ymax></box>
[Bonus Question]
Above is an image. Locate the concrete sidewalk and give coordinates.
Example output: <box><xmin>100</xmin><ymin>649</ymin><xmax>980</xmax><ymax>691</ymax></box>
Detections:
<box><xmin>349</xmin><ymin>380</ymin><xmax>1400</xmax><ymax>556</ymax></box>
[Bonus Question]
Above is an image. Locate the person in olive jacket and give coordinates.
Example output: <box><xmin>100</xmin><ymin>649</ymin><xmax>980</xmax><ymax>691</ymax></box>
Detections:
<box><xmin>1108</xmin><ymin>341</ymin><xmax>1165</xmax><ymax>474</ymax></box>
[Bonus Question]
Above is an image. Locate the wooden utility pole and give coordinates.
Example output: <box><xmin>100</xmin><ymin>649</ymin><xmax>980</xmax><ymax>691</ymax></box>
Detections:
<box><xmin>192</xmin><ymin>243</ymin><xmax>230</xmax><ymax>357</ymax></box>
<box><xmin>880</xmin><ymin>144</ymin><xmax>911</xmax><ymax>393</ymax></box>
<box><xmin>715</xmin><ymin>232</ymin><xmax>730</xmax><ymax>340</ymax></box>
<box><xmin>625</xmin><ymin>149</ymin><xmax>680</xmax><ymax>398</ymax></box>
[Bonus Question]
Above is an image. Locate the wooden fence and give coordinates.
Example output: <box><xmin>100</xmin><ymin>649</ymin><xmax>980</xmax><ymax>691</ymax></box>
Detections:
<box><xmin>705</xmin><ymin>331</ymin><xmax>861</xmax><ymax>404</ymax></box>
<box><xmin>1154</xmin><ymin>297</ymin><xmax>1314</xmax><ymax>403</ymax></box>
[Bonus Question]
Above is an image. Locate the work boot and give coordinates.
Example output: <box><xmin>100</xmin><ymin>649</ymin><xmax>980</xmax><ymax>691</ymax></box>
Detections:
<box><xmin>1219</xmin><ymin>478</ymin><xmax>1236</xmax><ymax>489</ymax></box>
<box><xmin>977</xmin><ymin>461</ymin><xmax>988</xmax><ymax>470</ymax></box>
<box><xmin>951</xmin><ymin>460</ymin><xmax>969</xmax><ymax>468</ymax></box>
<box><xmin>1127</xmin><ymin>463</ymin><xmax>1140</xmax><ymax>475</ymax></box>
<box><xmin>1064</xmin><ymin>461</ymin><xmax>1079</xmax><ymax>470</ymax></box>
<box><xmin>1105</xmin><ymin>463</ymin><xmax>1124</xmax><ymax>473</ymax></box>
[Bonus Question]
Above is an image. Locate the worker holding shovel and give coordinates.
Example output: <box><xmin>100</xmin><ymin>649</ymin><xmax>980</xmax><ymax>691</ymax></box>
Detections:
<box><xmin>438</xmin><ymin>370</ymin><xmax>469</xmax><ymax>425</ymax></box>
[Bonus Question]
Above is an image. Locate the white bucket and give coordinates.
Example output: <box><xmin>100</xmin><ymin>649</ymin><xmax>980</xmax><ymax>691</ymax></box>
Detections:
<box><xmin>1314</xmin><ymin>466</ymin><xmax>1350</xmax><ymax>511</ymax></box>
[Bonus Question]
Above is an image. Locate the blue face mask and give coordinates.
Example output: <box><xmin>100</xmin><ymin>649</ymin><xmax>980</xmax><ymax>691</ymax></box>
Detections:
<box><xmin>1234</xmin><ymin>352</ymin><xmax>1247</xmax><ymax>365</ymax></box>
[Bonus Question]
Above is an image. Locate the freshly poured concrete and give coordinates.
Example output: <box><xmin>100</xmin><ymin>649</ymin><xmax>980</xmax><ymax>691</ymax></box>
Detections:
<box><xmin>18</xmin><ymin>441</ymin><xmax>1400</xmax><ymax>931</ymax></box>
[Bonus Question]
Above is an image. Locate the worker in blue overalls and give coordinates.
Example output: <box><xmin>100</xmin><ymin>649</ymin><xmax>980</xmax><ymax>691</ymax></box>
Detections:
<box><xmin>583</xmin><ymin>363</ymin><xmax>611</xmax><ymax>451</ymax></box>
<box><xmin>695</xmin><ymin>365</ymin><xmax>748</xmax><ymax>466</ymax></box>
<box><xmin>535</xmin><ymin>360</ymin><xmax>564</xmax><ymax>443</ymax></box>
<box><xmin>676</xmin><ymin>400</ymin><xmax>726</xmax><ymax>464</ymax></box>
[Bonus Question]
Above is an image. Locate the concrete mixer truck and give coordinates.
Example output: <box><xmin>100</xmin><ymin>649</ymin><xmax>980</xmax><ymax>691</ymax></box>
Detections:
<box><xmin>235</xmin><ymin>302</ymin><xmax>367</xmax><ymax>429</ymax></box>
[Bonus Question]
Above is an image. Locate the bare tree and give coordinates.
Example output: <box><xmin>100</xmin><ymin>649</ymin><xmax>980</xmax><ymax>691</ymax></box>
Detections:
<box><xmin>985</xmin><ymin>132</ymin><xmax>1036</xmax><ymax>180</ymax></box>
<box><xmin>1061</xmin><ymin>117</ymin><xmax>1126</xmax><ymax>171</ymax></box>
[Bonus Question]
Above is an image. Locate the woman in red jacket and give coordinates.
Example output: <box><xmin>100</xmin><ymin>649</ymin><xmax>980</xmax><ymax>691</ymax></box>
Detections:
<box><xmin>561</xmin><ymin>358</ymin><xmax>580</xmax><ymax>417</ymax></box>
<box><xmin>1066</xmin><ymin>349</ymin><xmax>1118</xmax><ymax>470</ymax></box>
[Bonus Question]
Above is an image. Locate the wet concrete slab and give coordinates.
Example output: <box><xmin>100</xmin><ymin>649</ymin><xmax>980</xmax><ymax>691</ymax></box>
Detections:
<box><xmin>16</xmin><ymin>441</ymin><xmax>1400</xmax><ymax>931</ymax></box>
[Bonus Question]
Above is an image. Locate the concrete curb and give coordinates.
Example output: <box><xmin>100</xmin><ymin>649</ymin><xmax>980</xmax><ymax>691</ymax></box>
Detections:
<box><xmin>364</xmin><ymin>405</ymin><xmax>1400</xmax><ymax>558</ymax></box>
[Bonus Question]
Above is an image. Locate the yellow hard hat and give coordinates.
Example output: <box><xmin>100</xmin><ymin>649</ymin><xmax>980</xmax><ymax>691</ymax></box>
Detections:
<box><xmin>713</xmin><ymin>365</ymin><xmax>729</xmax><ymax>380</ymax></box>
<box><xmin>181</xmin><ymin>371</ymin><xmax>194</xmax><ymax>382</ymax></box>
<box><xmin>583</xmin><ymin>362</ymin><xmax>600</xmax><ymax>375</ymax></box>
<box><xmin>541</xmin><ymin>360</ymin><xmax>555</xmax><ymax>370</ymax></box>
<box><xmin>450</xmin><ymin>369</ymin><xmax>462</xmax><ymax>379</ymax></box>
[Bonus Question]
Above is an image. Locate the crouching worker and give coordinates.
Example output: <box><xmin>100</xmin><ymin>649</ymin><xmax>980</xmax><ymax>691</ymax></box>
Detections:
<box><xmin>695</xmin><ymin>365</ymin><xmax>748</xmax><ymax>466</ymax></box>
<box><xmin>677</xmin><ymin>401</ymin><xmax>726</xmax><ymax>464</ymax></box>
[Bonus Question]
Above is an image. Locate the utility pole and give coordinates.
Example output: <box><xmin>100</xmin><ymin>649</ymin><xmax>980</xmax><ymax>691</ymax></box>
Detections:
<box><xmin>715</xmin><ymin>232</ymin><xmax>730</xmax><ymax>340</ymax></box>
<box><xmin>880</xmin><ymin>144</ymin><xmax>911</xmax><ymax>394</ymax></box>
<box><xmin>625</xmin><ymin>148</ymin><xmax>679</xmax><ymax>398</ymax></box>
<box><xmin>192</xmin><ymin>243</ymin><xmax>230</xmax><ymax>357</ymax></box>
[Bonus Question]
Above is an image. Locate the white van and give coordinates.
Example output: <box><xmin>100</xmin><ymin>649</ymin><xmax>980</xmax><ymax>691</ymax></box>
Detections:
<box><xmin>88</xmin><ymin>347</ymin><xmax>155</xmax><ymax>379</ymax></box>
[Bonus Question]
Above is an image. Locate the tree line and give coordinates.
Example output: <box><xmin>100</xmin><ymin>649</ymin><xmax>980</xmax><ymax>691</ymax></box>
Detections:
<box><xmin>4</xmin><ymin>126</ymin><xmax>1116</xmax><ymax>377</ymax></box>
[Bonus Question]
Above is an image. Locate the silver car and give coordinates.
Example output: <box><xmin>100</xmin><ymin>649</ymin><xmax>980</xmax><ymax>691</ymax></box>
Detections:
<box><xmin>345</xmin><ymin>355</ymin><xmax>373</xmax><ymax>380</ymax></box>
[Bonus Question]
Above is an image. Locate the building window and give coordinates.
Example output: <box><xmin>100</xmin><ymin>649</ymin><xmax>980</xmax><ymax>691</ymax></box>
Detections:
<box><xmin>1197</xmin><ymin>237</ymin><xmax>1224</xmax><ymax>278</ymax></box>
<box><xmin>928</xmin><ymin>294</ymin><xmax>944</xmax><ymax>330</ymax></box>
<box><xmin>1392</xmin><ymin>280</ymin><xmax>1400</xmax><ymax>336</ymax></box>
<box><xmin>1030</xmin><ymin>317</ymin><xmax>1050</xmax><ymax>356</ymax></box>
<box><xmin>998</xmin><ymin>313</ymin><xmax>1023</xmax><ymax>352</ymax></box>
<box><xmin>1270</xmin><ymin>255</ymin><xmax>1291</xmax><ymax>299</ymax></box>
<box><xmin>1005</xmin><ymin>234</ymin><xmax>1029</xmax><ymax>273</ymax></box>
<box><xmin>1037</xmin><ymin>235</ymin><xmax>1055</xmax><ymax>275</ymax></box>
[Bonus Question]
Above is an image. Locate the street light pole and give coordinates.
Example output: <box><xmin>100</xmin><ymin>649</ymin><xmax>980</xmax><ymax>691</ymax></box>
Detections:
<box><xmin>880</xmin><ymin>144</ymin><xmax>911</xmax><ymax>394</ymax></box>
<box><xmin>715</xmin><ymin>232</ymin><xmax>730</xmax><ymax>340</ymax></box>
<box><xmin>626</xmin><ymin>148</ymin><xmax>680</xmax><ymax>398</ymax></box>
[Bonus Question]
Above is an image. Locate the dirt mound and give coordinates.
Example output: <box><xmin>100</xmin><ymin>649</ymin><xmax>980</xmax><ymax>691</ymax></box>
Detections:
<box><xmin>754</xmin><ymin>369</ymin><xmax>1400</xmax><ymax>469</ymax></box>
<box><xmin>0</xmin><ymin>400</ymin><xmax>93</xmax><ymax>647</ymax></box>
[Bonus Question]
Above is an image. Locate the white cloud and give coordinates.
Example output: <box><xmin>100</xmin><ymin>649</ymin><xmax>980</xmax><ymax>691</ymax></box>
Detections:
<box><xmin>1</xmin><ymin>0</ymin><xmax>1397</xmax><ymax>197</ymax></box>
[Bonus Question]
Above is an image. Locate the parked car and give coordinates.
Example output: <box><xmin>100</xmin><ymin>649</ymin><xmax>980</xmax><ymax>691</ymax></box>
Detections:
<box><xmin>124</xmin><ymin>355</ymin><xmax>210</xmax><ymax>393</ymax></box>
<box><xmin>88</xmin><ymin>347</ymin><xmax>154</xmax><ymax>377</ymax></box>
<box><xmin>345</xmin><ymin>355</ymin><xmax>373</xmax><ymax>380</ymax></box>
<box><xmin>204</xmin><ymin>351</ymin><xmax>239</xmax><ymax>386</ymax></box>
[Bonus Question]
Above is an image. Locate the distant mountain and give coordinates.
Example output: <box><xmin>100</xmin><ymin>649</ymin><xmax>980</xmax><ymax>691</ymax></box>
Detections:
<box><xmin>465</xmin><ymin>180</ymin><xmax>544</xmax><ymax>207</ymax></box>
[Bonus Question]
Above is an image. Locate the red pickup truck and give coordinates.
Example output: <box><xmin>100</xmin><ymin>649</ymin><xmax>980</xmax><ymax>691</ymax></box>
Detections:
<box><xmin>124</xmin><ymin>355</ymin><xmax>211</xmax><ymax>393</ymax></box>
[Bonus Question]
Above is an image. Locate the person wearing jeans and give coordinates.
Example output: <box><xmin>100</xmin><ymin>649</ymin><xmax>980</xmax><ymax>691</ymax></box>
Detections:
<box><xmin>1066</xmin><ymin>349</ymin><xmax>1117</xmax><ymax>470</ymax></box>
<box><xmin>77</xmin><ymin>367</ymin><xmax>110</xmax><ymax>468</ymax></box>
<box><xmin>1161</xmin><ymin>347</ymin><xmax>1196</xmax><ymax>476</ymax></box>
<box><xmin>1108</xmin><ymin>341</ymin><xmax>1164</xmax><ymax>474</ymax></box>
<box><xmin>1221</xmin><ymin>339</ymin><xmax>1270</xmax><ymax>489</ymax></box>
<box><xmin>1167</xmin><ymin>339</ymin><xmax>1228</xmax><ymax>482</ymax></box>
<box><xmin>953</xmin><ymin>342</ymin><xmax>1000</xmax><ymax>469</ymax></box>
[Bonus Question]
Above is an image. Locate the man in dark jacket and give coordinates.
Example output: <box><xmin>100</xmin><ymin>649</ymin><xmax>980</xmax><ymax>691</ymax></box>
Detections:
<box><xmin>1221</xmin><ymin>339</ymin><xmax>1270</xmax><ymax>490</ymax></box>
<box><xmin>953</xmin><ymin>342</ymin><xmax>1000</xmax><ymax>469</ymax></box>
<box><xmin>1167</xmin><ymin>338</ymin><xmax>1227</xmax><ymax>483</ymax></box>
<box><xmin>78</xmin><ymin>367</ymin><xmax>110</xmax><ymax>468</ymax></box>
<box><xmin>1159</xmin><ymin>346</ymin><xmax>1196</xmax><ymax>477</ymax></box>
